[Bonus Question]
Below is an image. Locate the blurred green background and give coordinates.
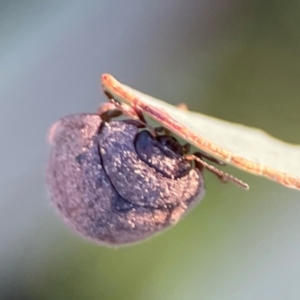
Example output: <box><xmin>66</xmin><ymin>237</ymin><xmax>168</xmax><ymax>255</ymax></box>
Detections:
<box><xmin>1</xmin><ymin>1</ymin><xmax>300</xmax><ymax>299</ymax></box>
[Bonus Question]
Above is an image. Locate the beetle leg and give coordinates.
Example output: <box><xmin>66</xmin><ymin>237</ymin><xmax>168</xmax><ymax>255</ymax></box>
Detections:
<box><xmin>103</xmin><ymin>92</ymin><xmax>158</xmax><ymax>136</ymax></box>
<box><xmin>103</xmin><ymin>91</ymin><xmax>145</xmax><ymax>122</ymax></box>
<box><xmin>181</xmin><ymin>143</ymin><xmax>191</xmax><ymax>154</ymax></box>
<box><xmin>193</xmin><ymin>150</ymin><xmax>226</xmax><ymax>166</ymax></box>
<box><xmin>97</xmin><ymin>102</ymin><xmax>123</xmax><ymax>122</ymax></box>
<box><xmin>98</xmin><ymin>102</ymin><xmax>146</xmax><ymax>129</ymax></box>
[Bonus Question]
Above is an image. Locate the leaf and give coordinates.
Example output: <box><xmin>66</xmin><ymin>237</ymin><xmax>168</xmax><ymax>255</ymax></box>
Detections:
<box><xmin>102</xmin><ymin>74</ymin><xmax>300</xmax><ymax>190</ymax></box>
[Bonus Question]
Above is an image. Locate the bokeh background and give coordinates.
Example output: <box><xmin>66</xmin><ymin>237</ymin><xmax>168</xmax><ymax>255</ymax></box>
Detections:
<box><xmin>1</xmin><ymin>1</ymin><xmax>300</xmax><ymax>299</ymax></box>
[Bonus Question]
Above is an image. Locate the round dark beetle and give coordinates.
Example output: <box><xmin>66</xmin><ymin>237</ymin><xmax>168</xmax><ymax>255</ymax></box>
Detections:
<box><xmin>47</xmin><ymin>113</ymin><xmax>205</xmax><ymax>245</ymax></box>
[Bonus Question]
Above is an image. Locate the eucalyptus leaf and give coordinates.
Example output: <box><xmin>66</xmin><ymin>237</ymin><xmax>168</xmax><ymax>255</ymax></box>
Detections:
<box><xmin>102</xmin><ymin>74</ymin><xmax>300</xmax><ymax>190</ymax></box>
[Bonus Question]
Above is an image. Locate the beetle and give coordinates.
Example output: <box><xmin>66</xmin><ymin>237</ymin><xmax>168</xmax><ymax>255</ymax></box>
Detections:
<box><xmin>47</xmin><ymin>112</ymin><xmax>205</xmax><ymax>244</ymax></box>
<box><xmin>47</xmin><ymin>94</ymin><xmax>245</xmax><ymax>245</ymax></box>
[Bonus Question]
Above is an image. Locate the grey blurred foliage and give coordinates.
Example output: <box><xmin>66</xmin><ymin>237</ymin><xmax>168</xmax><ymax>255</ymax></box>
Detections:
<box><xmin>1</xmin><ymin>1</ymin><xmax>300</xmax><ymax>299</ymax></box>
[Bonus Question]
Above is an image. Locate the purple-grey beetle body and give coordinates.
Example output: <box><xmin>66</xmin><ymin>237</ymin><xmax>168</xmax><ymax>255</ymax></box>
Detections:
<box><xmin>47</xmin><ymin>114</ymin><xmax>205</xmax><ymax>245</ymax></box>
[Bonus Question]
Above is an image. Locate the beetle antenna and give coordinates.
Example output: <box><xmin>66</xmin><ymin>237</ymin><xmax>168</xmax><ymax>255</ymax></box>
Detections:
<box><xmin>186</xmin><ymin>154</ymin><xmax>249</xmax><ymax>189</ymax></box>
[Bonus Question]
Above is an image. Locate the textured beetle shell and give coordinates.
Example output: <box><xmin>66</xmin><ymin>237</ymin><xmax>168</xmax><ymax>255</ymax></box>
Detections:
<box><xmin>47</xmin><ymin>114</ymin><xmax>205</xmax><ymax>245</ymax></box>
